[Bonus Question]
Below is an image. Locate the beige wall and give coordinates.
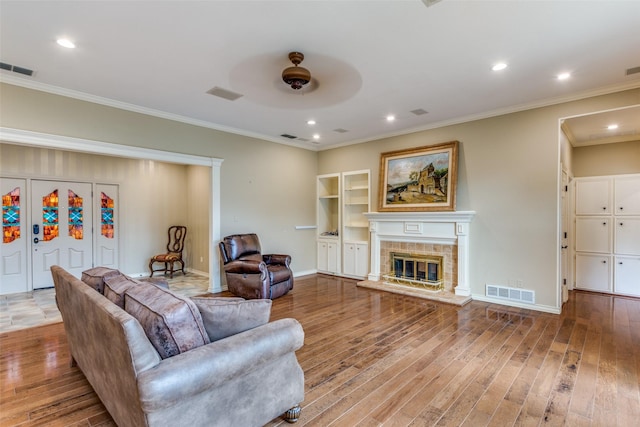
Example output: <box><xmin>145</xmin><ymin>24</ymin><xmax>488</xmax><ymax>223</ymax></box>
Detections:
<box><xmin>0</xmin><ymin>83</ymin><xmax>319</xmax><ymax>281</ymax></box>
<box><xmin>572</xmin><ymin>140</ymin><xmax>640</xmax><ymax>177</ymax></box>
<box><xmin>2</xmin><ymin>81</ymin><xmax>638</xmax><ymax>311</ymax></box>
<box><xmin>319</xmin><ymin>88</ymin><xmax>640</xmax><ymax>311</ymax></box>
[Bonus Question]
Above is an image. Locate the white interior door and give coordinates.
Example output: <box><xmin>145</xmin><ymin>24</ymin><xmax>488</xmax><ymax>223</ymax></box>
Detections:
<box><xmin>1</xmin><ymin>177</ymin><xmax>28</xmax><ymax>294</ymax></box>
<box><xmin>31</xmin><ymin>180</ymin><xmax>93</xmax><ymax>288</ymax></box>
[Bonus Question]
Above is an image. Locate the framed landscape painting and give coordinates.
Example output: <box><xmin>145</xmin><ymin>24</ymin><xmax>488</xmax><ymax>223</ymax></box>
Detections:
<box><xmin>378</xmin><ymin>141</ymin><xmax>458</xmax><ymax>212</ymax></box>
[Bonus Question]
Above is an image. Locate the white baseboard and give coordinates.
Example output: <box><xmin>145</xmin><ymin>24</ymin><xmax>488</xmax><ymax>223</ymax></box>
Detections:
<box><xmin>472</xmin><ymin>294</ymin><xmax>561</xmax><ymax>314</ymax></box>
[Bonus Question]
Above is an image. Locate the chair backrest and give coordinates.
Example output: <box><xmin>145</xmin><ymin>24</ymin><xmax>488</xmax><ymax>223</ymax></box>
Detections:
<box><xmin>166</xmin><ymin>226</ymin><xmax>187</xmax><ymax>254</ymax></box>
<box><xmin>219</xmin><ymin>233</ymin><xmax>261</xmax><ymax>263</ymax></box>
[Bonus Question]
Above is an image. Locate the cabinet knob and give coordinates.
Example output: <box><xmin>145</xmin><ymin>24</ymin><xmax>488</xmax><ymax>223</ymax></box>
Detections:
<box><xmin>619</xmin><ymin>222</ymin><xmax>624</xmax><ymax>227</ymax></box>
<box><xmin>619</xmin><ymin>262</ymin><xmax>623</xmax><ymax>265</ymax></box>
<box><xmin>603</xmin><ymin>222</ymin><xmax>607</xmax><ymax>226</ymax></box>
<box><xmin>602</xmin><ymin>260</ymin><xmax>607</xmax><ymax>264</ymax></box>
<box><xmin>619</xmin><ymin>206</ymin><xmax>624</xmax><ymax>211</ymax></box>
<box><xmin>602</xmin><ymin>207</ymin><xmax>607</xmax><ymax>210</ymax></box>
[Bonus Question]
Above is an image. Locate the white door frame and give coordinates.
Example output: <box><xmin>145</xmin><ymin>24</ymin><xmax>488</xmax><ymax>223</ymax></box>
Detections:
<box><xmin>0</xmin><ymin>127</ymin><xmax>224</xmax><ymax>293</ymax></box>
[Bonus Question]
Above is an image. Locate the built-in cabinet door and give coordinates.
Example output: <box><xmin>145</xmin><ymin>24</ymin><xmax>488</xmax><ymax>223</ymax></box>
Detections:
<box><xmin>1</xmin><ymin>178</ymin><xmax>28</xmax><ymax>294</ymax></box>
<box><xmin>317</xmin><ymin>239</ymin><xmax>339</xmax><ymax>275</ymax></box>
<box><xmin>343</xmin><ymin>242</ymin><xmax>369</xmax><ymax>278</ymax></box>
<box><xmin>575</xmin><ymin>253</ymin><xmax>611</xmax><ymax>292</ymax></box>
<box><xmin>575</xmin><ymin>217</ymin><xmax>611</xmax><ymax>253</ymax></box>
<box><xmin>614</xmin><ymin>256</ymin><xmax>640</xmax><ymax>296</ymax></box>
<box><xmin>575</xmin><ymin>179</ymin><xmax>611</xmax><ymax>215</ymax></box>
<box><xmin>615</xmin><ymin>218</ymin><xmax>640</xmax><ymax>255</ymax></box>
<box><xmin>614</xmin><ymin>176</ymin><xmax>640</xmax><ymax>215</ymax></box>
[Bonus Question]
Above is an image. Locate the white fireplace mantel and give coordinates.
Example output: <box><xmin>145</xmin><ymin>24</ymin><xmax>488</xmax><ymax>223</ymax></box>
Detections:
<box><xmin>364</xmin><ymin>211</ymin><xmax>476</xmax><ymax>297</ymax></box>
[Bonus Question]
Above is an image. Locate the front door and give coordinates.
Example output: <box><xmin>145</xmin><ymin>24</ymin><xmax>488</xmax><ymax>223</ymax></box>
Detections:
<box><xmin>1</xmin><ymin>177</ymin><xmax>28</xmax><ymax>294</ymax></box>
<box><xmin>31</xmin><ymin>180</ymin><xmax>93</xmax><ymax>289</ymax></box>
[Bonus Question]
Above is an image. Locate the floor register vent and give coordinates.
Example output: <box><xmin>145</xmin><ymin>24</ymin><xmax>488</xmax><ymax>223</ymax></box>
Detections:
<box><xmin>486</xmin><ymin>284</ymin><xmax>535</xmax><ymax>304</ymax></box>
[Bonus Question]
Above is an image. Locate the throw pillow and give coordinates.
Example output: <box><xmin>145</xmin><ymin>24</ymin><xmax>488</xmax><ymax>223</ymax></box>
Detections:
<box><xmin>191</xmin><ymin>297</ymin><xmax>272</xmax><ymax>342</ymax></box>
<box><xmin>125</xmin><ymin>283</ymin><xmax>210</xmax><ymax>359</ymax></box>
<box><xmin>103</xmin><ymin>274</ymin><xmax>140</xmax><ymax>307</ymax></box>
<box><xmin>81</xmin><ymin>267</ymin><xmax>122</xmax><ymax>294</ymax></box>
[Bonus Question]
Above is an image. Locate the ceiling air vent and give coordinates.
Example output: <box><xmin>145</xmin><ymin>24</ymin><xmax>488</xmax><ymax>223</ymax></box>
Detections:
<box><xmin>333</xmin><ymin>128</ymin><xmax>349</xmax><ymax>133</ymax></box>
<box><xmin>206</xmin><ymin>86</ymin><xmax>243</xmax><ymax>101</ymax></box>
<box><xmin>280</xmin><ymin>134</ymin><xmax>297</xmax><ymax>139</ymax></box>
<box><xmin>411</xmin><ymin>108</ymin><xmax>429</xmax><ymax>116</ymax></box>
<box><xmin>626</xmin><ymin>66</ymin><xmax>640</xmax><ymax>76</ymax></box>
<box><xmin>0</xmin><ymin>61</ymin><xmax>34</xmax><ymax>76</ymax></box>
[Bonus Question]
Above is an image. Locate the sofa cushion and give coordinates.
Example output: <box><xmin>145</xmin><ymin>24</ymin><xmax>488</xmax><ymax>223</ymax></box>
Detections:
<box><xmin>191</xmin><ymin>297</ymin><xmax>272</xmax><ymax>342</ymax></box>
<box><xmin>103</xmin><ymin>274</ymin><xmax>140</xmax><ymax>307</ymax></box>
<box><xmin>81</xmin><ymin>266</ymin><xmax>122</xmax><ymax>294</ymax></box>
<box><xmin>125</xmin><ymin>283</ymin><xmax>210</xmax><ymax>359</ymax></box>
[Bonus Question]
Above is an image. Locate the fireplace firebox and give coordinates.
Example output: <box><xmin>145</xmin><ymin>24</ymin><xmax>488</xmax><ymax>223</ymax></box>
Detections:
<box><xmin>383</xmin><ymin>252</ymin><xmax>444</xmax><ymax>291</ymax></box>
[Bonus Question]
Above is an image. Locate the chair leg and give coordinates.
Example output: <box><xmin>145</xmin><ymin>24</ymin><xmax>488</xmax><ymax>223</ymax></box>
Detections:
<box><xmin>149</xmin><ymin>260</ymin><xmax>155</xmax><ymax>277</ymax></box>
<box><xmin>169</xmin><ymin>261</ymin><xmax>174</xmax><ymax>278</ymax></box>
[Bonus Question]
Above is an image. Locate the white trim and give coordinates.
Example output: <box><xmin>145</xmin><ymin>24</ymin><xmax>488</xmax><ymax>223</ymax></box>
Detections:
<box><xmin>0</xmin><ymin>127</ymin><xmax>222</xmax><ymax>167</ymax></box>
<box><xmin>0</xmin><ymin>127</ymin><xmax>224</xmax><ymax>293</ymax></box>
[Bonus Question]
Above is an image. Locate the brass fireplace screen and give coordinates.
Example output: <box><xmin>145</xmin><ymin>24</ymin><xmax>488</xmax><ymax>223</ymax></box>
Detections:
<box><xmin>382</xmin><ymin>252</ymin><xmax>444</xmax><ymax>291</ymax></box>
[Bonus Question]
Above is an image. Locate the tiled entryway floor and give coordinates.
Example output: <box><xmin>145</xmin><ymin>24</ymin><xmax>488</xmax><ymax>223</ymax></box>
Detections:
<box><xmin>0</xmin><ymin>273</ymin><xmax>211</xmax><ymax>333</ymax></box>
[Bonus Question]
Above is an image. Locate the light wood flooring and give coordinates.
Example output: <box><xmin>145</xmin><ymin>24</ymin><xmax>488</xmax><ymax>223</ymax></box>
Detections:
<box><xmin>1</xmin><ymin>274</ymin><xmax>639</xmax><ymax>426</ymax></box>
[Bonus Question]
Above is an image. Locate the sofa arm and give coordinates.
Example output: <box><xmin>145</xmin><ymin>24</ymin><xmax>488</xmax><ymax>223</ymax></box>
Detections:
<box><xmin>137</xmin><ymin>318</ymin><xmax>304</xmax><ymax>412</ymax></box>
<box><xmin>263</xmin><ymin>254</ymin><xmax>291</xmax><ymax>268</ymax></box>
<box><xmin>223</xmin><ymin>259</ymin><xmax>267</xmax><ymax>276</ymax></box>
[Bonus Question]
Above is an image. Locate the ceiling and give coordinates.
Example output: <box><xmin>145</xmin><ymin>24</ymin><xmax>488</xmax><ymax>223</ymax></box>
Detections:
<box><xmin>1</xmin><ymin>0</ymin><xmax>639</xmax><ymax>151</ymax></box>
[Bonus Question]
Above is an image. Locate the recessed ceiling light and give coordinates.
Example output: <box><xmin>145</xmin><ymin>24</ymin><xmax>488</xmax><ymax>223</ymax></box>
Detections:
<box><xmin>492</xmin><ymin>62</ymin><xmax>508</xmax><ymax>71</ymax></box>
<box><xmin>307</xmin><ymin>120</ymin><xmax>316</xmax><ymax>125</ymax></box>
<box><xmin>557</xmin><ymin>72</ymin><xmax>571</xmax><ymax>80</ymax></box>
<box><xmin>313</xmin><ymin>134</ymin><xmax>320</xmax><ymax>140</ymax></box>
<box><xmin>607</xmin><ymin>124</ymin><xmax>619</xmax><ymax>130</ymax></box>
<box><xmin>386</xmin><ymin>115</ymin><xmax>396</xmax><ymax>122</ymax></box>
<box><xmin>56</xmin><ymin>38</ymin><xmax>76</xmax><ymax>49</ymax></box>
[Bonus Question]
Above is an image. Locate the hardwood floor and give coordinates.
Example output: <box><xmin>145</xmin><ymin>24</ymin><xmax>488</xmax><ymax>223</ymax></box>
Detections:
<box><xmin>1</xmin><ymin>274</ymin><xmax>639</xmax><ymax>426</ymax></box>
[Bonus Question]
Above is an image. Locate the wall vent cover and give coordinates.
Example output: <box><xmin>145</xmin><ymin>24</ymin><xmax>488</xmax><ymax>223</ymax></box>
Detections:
<box><xmin>486</xmin><ymin>284</ymin><xmax>535</xmax><ymax>304</ymax></box>
<box><xmin>626</xmin><ymin>66</ymin><xmax>640</xmax><ymax>76</ymax></box>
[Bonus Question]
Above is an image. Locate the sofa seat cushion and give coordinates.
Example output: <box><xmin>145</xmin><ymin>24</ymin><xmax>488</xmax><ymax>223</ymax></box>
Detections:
<box><xmin>125</xmin><ymin>283</ymin><xmax>210</xmax><ymax>359</ymax></box>
<box><xmin>81</xmin><ymin>267</ymin><xmax>122</xmax><ymax>294</ymax></box>
<box><xmin>103</xmin><ymin>274</ymin><xmax>140</xmax><ymax>307</ymax></box>
<box><xmin>191</xmin><ymin>297</ymin><xmax>272</xmax><ymax>342</ymax></box>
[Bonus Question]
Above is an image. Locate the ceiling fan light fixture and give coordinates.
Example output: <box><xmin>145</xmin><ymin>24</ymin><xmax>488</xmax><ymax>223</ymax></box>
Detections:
<box><xmin>282</xmin><ymin>51</ymin><xmax>311</xmax><ymax>90</ymax></box>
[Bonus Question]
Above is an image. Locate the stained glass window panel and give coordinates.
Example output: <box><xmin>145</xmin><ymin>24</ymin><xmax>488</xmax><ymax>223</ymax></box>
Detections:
<box><xmin>101</xmin><ymin>192</ymin><xmax>114</xmax><ymax>239</ymax></box>
<box><xmin>2</xmin><ymin>187</ymin><xmax>20</xmax><ymax>244</ymax></box>
<box><xmin>68</xmin><ymin>190</ymin><xmax>83</xmax><ymax>240</ymax></box>
<box><xmin>43</xmin><ymin>190</ymin><xmax>59</xmax><ymax>241</ymax></box>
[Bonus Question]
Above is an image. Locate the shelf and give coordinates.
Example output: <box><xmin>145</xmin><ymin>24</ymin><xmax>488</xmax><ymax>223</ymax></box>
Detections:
<box><xmin>345</xmin><ymin>185</ymin><xmax>368</xmax><ymax>191</ymax></box>
<box><xmin>345</xmin><ymin>223</ymin><xmax>368</xmax><ymax>228</ymax></box>
<box><xmin>319</xmin><ymin>195</ymin><xmax>339</xmax><ymax>199</ymax></box>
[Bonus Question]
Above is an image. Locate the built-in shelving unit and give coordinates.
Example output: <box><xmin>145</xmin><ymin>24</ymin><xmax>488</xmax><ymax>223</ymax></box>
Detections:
<box><xmin>342</xmin><ymin>170</ymin><xmax>371</xmax><ymax>278</ymax></box>
<box><xmin>317</xmin><ymin>173</ymin><xmax>341</xmax><ymax>275</ymax></box>
<box><xmin>316</xmin><ymin>170</ymin><xmax>371</xmax><ymax>278</ymax></box>
<box><xmin>574</xmin><ymin>174</ymin><xmax>640</xmax><ymax>297</ymax></box>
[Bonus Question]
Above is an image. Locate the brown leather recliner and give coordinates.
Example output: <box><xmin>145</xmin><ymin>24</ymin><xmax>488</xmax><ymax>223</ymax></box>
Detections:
<box><xmin>218</xmin><ymin>234</ymin><xmax>293</xmax><ymax>300</ymax></box>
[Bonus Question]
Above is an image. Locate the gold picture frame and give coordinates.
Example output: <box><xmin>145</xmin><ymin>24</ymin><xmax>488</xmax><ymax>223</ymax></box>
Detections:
<box><xmin>378</xmin><ymin>141</ymin><xmax>459</xmax><ymax>212</ymax></box>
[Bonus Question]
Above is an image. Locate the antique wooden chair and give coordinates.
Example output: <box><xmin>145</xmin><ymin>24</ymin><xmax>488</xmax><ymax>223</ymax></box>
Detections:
<box><xmin>149</xmin><ymin>225</ymin><xmax>187</xmax><ymax>278</ymax></box>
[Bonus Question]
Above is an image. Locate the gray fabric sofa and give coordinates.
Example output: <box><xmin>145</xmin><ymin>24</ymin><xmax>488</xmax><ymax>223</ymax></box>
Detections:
<box><xmin>51</xmin><ymin>265</ymin><xmax>305</xmax><ymax>427</ymax></box>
